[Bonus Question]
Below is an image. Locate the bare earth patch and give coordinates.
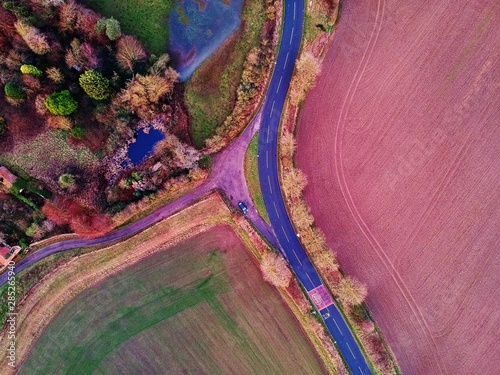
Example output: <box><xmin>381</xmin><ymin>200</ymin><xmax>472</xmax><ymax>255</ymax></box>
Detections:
<box><xmin>296</xmin><ymin>1</ymin><xmax>500</xmax><ymax>374</ymax></box>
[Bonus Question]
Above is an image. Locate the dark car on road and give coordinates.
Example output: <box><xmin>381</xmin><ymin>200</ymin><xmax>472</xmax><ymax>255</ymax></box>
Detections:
<box><xmin>238</xmin><ymin>202</ymin><xmax>248</xmax><ymax>214</ymax></box>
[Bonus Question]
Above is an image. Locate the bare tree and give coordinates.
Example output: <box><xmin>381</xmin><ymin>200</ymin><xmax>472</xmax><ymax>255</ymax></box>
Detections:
<box><xmin>280</xmin><ymin>130</ymin><xmax>297</xmax><ymax>158</ymax></box>
<box><xmin>312</xmin><ymin>249</ymin><xmax>339</xmax><ymax>272</ymax></box>
<box><xmin>290</xmin><ymin>201</ymin><xmax>314</xmax><ymax>231</ymax></box>
<box><xmin>289</xmin><ymin>52</ymin><xmax>321</xmax><ymax>105</ymax></box>
<box><xmin>282</xmin><ymin>167</ymin><xmax>307</xmax><ymax>199</ymax></box>
<box><xmin>261</xmin><ymin>252</ymin><xmax>292</xmax><ymax>288</ymax></box>
<box><xmin>334</xmin><ymin>276</ymin><xmax>368</xmax><ymax>306</ymax></box>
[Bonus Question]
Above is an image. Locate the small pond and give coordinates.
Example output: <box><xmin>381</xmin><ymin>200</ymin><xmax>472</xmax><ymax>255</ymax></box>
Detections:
<box><xmin>169</xmin><ymin>0</ymin><xmax>244</xmax><ymax>81</ymax></box>
<box><xmin>127</xmin><ymin>128</ymin><xmax>165</xmax><ymax>165</ymax></box>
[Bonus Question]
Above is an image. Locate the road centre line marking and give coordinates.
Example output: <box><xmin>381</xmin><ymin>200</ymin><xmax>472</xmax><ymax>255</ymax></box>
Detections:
<box><xmin>293</xmin><ymin>2</ymin><xmax>296</xmax><ymax>20</ymax></box>
<box><xmin>293</xmin><ymin>249</ymin><xmax>302</xmax><ymax>265</ymax></box>
<box><xmin>266</xmin><ymin>151</ymin><xmax>269</xmax><ymax>168</ymax></box>
<box><xmin>346</xmin><ymin>342</ymin><xmax>356</xmax><ymax>359</ymax></box>
<box><xmin>281</xmin><ymin>225</ymin><xmax>290</xmax><ymax>242</ymax></box>
<box><xmin>307</xmin><ymin>273</ymin><xmax>313</xmax><ymax>285</ymax></box>
<box><xmin>273</xmin><ymin>201</ymin><xmax>279</xmax><ymax>218</ymax></box>
<box><xmin>290</xmin><ymin>27</ymin><xmax>294</xmax><ymax>44</ymax></box>
<box><xmin>270</xmin><ymin>100</ymin><xmax>275</xmax><ymax>117</ymax></box>
<box><xmin>333</xmin><ymin>318</ymin><xmax>343</xmax><ymax>335</ymax></box>
<box><xmin>268</xmin><ymin>175</ymin><xmax>272</xmax><ymax>193</ymax></box>
<box><xmin>276</xmin><ymin>76</ymin><xmax>283</xmax><ymax>93</ymax></box>
<box><xmin>359</xmin><ymin>366</ymin><xmax>364</xmax><ymax>375</ymax></box>
<box><xmin>266</xmin><ymin>124</ymin><xmax>271</xmax><ymax>143</ymax></box>
<box><xmin>284</xmin><ymin>52</ymin><xmax>289</xmax><ymax>68</ymax></box>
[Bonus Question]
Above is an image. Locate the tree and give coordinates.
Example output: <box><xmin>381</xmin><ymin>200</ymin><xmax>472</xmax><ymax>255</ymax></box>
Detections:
<box><xmin>95</xmin><ymin>17</ymin><xmax>121</xmax><ymax>41</ymax></box>
<box><xmin>46</xmin><ymin>67</ymin><xmax>64</xmax><ymax>83</ymax></box>
<box><xmin>282</xmin><ymin>167</ymin><xmax>307</xmax><ymax>199</ymax></box>
<box><xmin>116</xmin><ymin>35</ymin><xmax>147</xmax><ymax>71</ymax></box>
<box><xmin>280</xmin><ymin>130</ymin><xmax>297</xmax><ymax>157</ymax></box>
<box><xmin>290</xmin><ymin>201</ymin><xmax>314</xmax><ymax>231</ymax></box>
<box><xmin>4</xmin><ymin>81</ymin><xmax>25</xmax><ymax>99</ymax></box>
<box><xmin>20</xmin><ymin>64</ymin><xmax>42</xmax><ymax>76</ymax></box>
<box><xmin>79</xmin><ymin>70</ymin><xmax>110</xmax><ymax>100</ymax></box>
<box><xmin>118</xmin><ymin>74</ymin><xmax>175</xmax><ymax>120</ymax></box>
<box><xmin>45</xmin><ymin>90</ymin><xmax>78</xmax><ymax>115</ymax></box>
<box><xmin>312</xmin><ymin>249</ymin><xmax>339</xmax><ymax>272</ymax></box>
<box><xmin>289</xmin><ymin>52</ymin><xmax>321</xmax><ymax>105</ymax></box>
<box><xmin>334</xmin><ymin>276</ymin><xmax>368</xmax><ymax>306</ymax></box>
<box><xmin>261</xmin><ymin>252</ymin><xmax>292</xmax><ymax>288</ymax></box>
<box><xmin>14</xmin><ymin>20</ymin><xmax>50</xmax><ymax>55</ymax></box>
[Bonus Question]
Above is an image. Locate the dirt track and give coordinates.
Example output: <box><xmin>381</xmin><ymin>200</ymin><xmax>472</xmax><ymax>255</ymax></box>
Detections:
<box><xmin>296</xmin><ymin>1</ymin><xmax>500</xmax><ymax>374</ymax></box>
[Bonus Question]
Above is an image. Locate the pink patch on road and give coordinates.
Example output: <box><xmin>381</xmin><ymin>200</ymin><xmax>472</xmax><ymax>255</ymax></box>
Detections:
<box><xmin>308</xmin><ymin>285</ymin><xmax>334</xmax><ymax>310</ymax></box>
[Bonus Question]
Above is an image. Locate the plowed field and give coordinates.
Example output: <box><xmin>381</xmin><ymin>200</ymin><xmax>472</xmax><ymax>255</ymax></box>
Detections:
<box><xmin>296</xmin><ymin>1</ymin><xmax>500</xmax><ymax>374</ymax></box>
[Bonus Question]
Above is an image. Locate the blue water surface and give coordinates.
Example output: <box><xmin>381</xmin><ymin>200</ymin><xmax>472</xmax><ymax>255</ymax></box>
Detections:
<box><xmin>127</xmin><ymin>128</ymin><xmax>165</xmax><ymax>165</ymax></box>
<box><xmin>170</xmin><ymin>0</ymin><xmax>244</xmax><ymax>81</ymax></box>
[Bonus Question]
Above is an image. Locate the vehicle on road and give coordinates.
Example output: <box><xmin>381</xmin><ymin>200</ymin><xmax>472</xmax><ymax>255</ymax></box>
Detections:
<box><xmin>238</xmin><ymin>202</ymin><xmax>248</xmax><ymax>214</ymax></box>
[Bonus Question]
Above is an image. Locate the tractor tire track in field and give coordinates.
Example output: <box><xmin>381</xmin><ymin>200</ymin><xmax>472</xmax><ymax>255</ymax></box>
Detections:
<box><xmin>331</xmin><ymin>1</ymin><xmax>447</xmax><ymax>373</ymax></box>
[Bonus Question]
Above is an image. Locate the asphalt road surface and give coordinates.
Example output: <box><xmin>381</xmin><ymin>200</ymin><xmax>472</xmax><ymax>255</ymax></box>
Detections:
<box><xmin>257</xmin><ymin>1</ymin><xmax>373</xmax><ymax>374</ymax></box>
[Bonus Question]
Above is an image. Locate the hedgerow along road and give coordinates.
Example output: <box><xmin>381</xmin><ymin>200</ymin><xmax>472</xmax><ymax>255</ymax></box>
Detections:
<box><xmin>257</xmin><ymin>0</ymin><xmax>373</xmax><ymax>373</ymax></box>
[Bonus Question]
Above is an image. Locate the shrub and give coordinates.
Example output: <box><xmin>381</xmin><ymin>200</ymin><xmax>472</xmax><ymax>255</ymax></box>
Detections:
<box><xmin>45</xmin><ymin>90</ymin><xmax>78</xmax><ymax>116</ymax></box>
<box><xmin>71</xmin><ymin>126</ymin><xmax>85</xmax><ymax>139</ymax></box>
<box><xmin>96</xmin><ymin>17</ymin><xmax>121</xmax><ymax>41</ymax></box>
<box><xmin>79</xmin><ymin>70</ymin><xmax>110</xmax><ymax>100</ymax></box>
<box><xmin>0</xmin><ymin>115</ymin><xmax>6</xmax><ymax>137</ymax></box>
<box><xmin>58</xmin><ymin>173</ymin><xmax>75</xmax><ymax>189</ymax></box>
<box><xmin>20</xmin><ymin>64</ymin><xmax>43</xmax><ymax>76</ymax></box>
<box><xmin>46</xmin><ymin>115</ymin><xmax>73</xmax><ymax>129</ymax></box>
<box><xmin>4</xmin><ymin>81</ymin><xmax>25</xmax><ymax>99</ymax></box>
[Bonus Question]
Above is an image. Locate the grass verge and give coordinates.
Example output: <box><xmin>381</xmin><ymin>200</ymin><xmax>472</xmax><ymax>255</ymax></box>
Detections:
<box><xmin>185</xmin><ymin>0</ymin><xmax>266</xmax><ymax>148</ymax></box>
<box><xmin>244</xmin><ymin>132</ymin><xmax>269</xmax><ymax>223</ymax></box>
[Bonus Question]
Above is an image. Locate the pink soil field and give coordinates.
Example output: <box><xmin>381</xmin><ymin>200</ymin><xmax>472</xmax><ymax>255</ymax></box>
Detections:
<box><xmin>296</xmin><ymin>1</ymin><xmax>500</xmax><ymax>374</ymax></box>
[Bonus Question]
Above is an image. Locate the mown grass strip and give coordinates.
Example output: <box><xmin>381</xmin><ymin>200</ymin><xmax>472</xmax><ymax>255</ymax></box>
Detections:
<box><xmin>245</xmin><ymin>132</ymin><xmax>270</xmax><ymax>223</ymax></box>
<box><xmin>81</xmin><ymin>0</ymin><xmax>174</xmax><ymax>55</ymax></box>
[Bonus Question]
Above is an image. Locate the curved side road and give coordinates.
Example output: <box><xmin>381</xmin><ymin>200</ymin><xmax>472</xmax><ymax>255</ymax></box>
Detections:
<box><xmin>257</xmin><ymin>1</ymin><xmax>373</xmax><ymax>374</ymax></box>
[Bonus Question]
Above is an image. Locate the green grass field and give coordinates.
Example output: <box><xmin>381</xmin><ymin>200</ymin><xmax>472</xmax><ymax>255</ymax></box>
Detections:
<box><xmin>81</xmin><ymin>0</ymin><xmax>174</xmax><ymax>55</ymax></box>
<box><xmin>185</xmin><ymin>0</ymin><xmax>266</xmax><ymax>148</ymax></box>
<box><xmin>19</xmin><ymin>226</ymin><xmax>326</xmax><ymax>374</ymax></box>
<box><xmin>245</xmin><ymin>132</ymin><xmax>270</xmax><ymax>223</ymax></box>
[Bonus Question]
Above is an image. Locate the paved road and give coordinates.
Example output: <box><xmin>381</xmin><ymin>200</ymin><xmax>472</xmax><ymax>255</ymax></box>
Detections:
<box><xmin>257</xmin><ymin>1</ymin><xmax>373</xmax><ymax>374</ymax></box>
